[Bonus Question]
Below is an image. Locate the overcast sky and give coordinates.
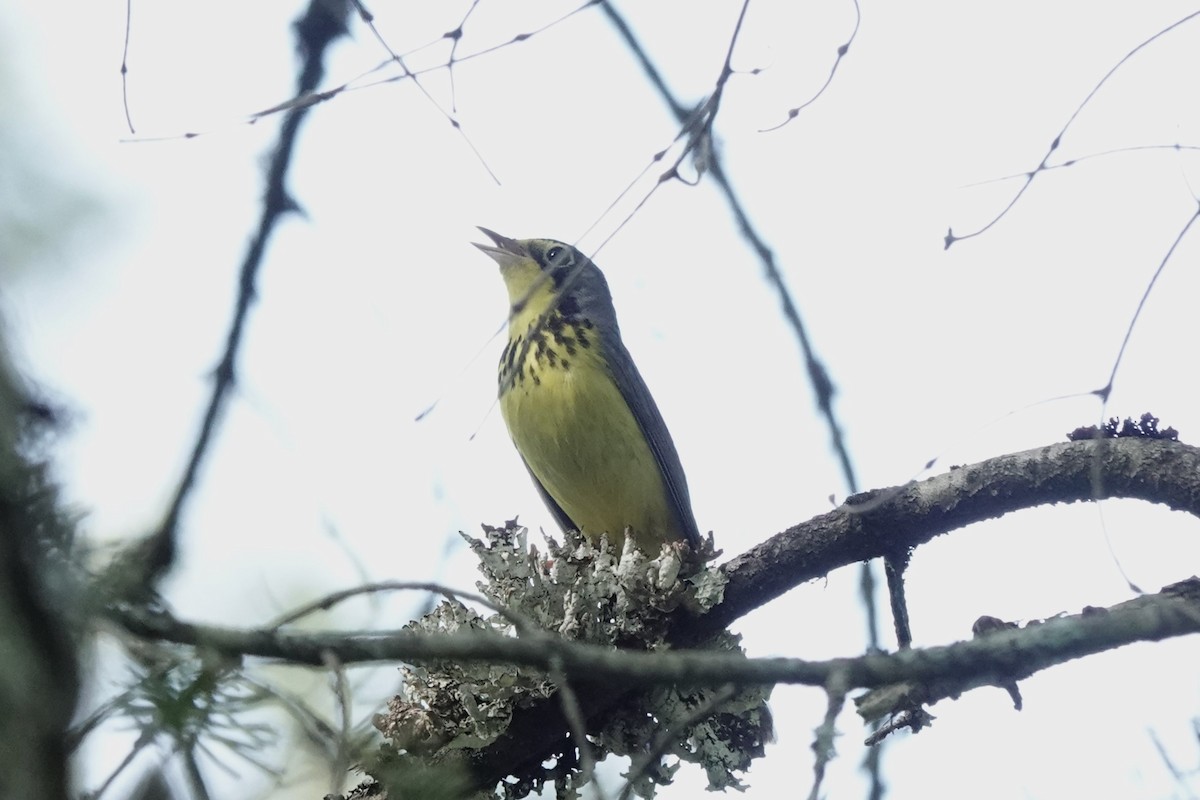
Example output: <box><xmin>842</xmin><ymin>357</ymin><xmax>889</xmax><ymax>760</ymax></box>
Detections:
<box><xmin>5</xmin><ymin>2</ymin><xmax>1200</xmax><ymax>798</ymax></box>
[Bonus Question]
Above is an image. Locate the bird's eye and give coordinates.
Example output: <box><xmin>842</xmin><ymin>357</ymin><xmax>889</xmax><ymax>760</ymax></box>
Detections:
<box><xmin>546</xmin><ymin>246</ymin><xmax>564</xmax><ymax>262</ymax></box>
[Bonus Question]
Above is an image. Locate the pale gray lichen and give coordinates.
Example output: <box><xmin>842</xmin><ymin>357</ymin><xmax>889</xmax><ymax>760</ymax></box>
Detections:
<box><xmin>596</xmin><ymin>631</ymin><xmax>774</xmax><ymax>797</ymax></box>
<box><xmin>372</xmin><ymin>521</ymin><xmax>772</xmax><ymax>799</ymax></box>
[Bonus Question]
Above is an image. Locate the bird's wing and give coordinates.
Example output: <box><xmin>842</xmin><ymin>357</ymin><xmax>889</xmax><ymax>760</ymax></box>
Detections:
<box><xmin>602</xmin><ymin>336</ymin><xmax>702</xmax><ymax>549</ymax></box>
<box><xmin>519</xmin><ymin>456</ymin><xmax>579</xmax><ymax>535</ymax></box>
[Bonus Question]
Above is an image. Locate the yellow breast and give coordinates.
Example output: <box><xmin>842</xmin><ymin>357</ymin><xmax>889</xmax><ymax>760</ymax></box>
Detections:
<box><xmin>499</xmin><ymin>307</ymin><xmax>680</xmax><ymax>552</ymax></box>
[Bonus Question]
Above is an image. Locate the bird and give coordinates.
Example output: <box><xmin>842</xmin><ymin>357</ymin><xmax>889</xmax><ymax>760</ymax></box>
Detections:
<box><xmin>474</xmin><ymin>227</ymin><xmax>701</xmax><ymax>554</ymax></box>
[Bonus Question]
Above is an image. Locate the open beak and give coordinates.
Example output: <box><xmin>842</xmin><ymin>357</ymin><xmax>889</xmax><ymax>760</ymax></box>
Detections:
<box><xmin>474</xmin><ymin>227</ymin><xmax>530</xmax><ymax>268</ymax></box>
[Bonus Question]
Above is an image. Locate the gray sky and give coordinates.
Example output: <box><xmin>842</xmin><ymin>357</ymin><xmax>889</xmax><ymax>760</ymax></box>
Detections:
<box><xmin>6</xmin><ymin>1</ymin><xmax>1200</xmax><ymax>798</ymax></box>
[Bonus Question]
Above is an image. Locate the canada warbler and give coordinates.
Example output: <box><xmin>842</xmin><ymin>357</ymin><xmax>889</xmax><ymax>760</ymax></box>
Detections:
<box><xmin>475</xmin><ymin>228</ymin><xmax>701</xmax><ymax>553</ymax></box>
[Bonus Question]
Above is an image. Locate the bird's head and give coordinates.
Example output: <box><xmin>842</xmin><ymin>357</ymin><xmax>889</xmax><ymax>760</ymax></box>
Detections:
<box><xmin>475</xmin><ymin>227</ymin><xmax>601</xmax><ymax>315</ymax></box>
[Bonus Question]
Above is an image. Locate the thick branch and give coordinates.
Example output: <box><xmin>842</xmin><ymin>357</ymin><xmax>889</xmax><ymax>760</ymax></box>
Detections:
<box><xmin>854</xmin><ymin>577</ymin><xmax>1200</xmax><ymax>721</ymax></box>
<box><xmin>112</xmin><ymin>436</ymin><xmax>1200</xmax><ymax>790</ymax></box>
<box><xmin>455</xmin><ymin>436</ymin><xmax>1200</xmax><ymax>786</ymax></box>
<box><xmin>112</xmin><ymin>578</ymin><xmax>1200</xmax><ymax>691</ymax></box>
<box><xmin>701</xmin><ymin>437</ymin><xmax>1200</xmax><ymax>633</ymax></box>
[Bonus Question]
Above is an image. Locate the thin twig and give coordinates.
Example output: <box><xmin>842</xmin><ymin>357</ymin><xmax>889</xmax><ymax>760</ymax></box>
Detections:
<box><xmin>598</xmin><ymin>0</ymin><xmax>874</xmax><ymax>660</ymax></box>
<box><xmin>1095</xmin><ymin>204</ymin><xmax>1200</xmax><ymax>404</ymax></box>
<box><xmin>267</xmin><ymin>578</ymin><xmax>534</xmax><ymax>636</ymax></box>
<box><xmin>120</xmin><ymin>0</ymin><xmax>135</xmax><ymax>133</ymax></box>
<box><xmin>347</xmin><ymin>0</ymin><xmax>498</xmax><ymax>183</ymax></box>
<box><xmin>961</xmin><ymin>143</ymin><xmax>1200</xmax><ymax>187</ymax></box>
<box><xmin>322</xmin><ymin>651</ymin><xmax>354</xmax><ymax>796</ymax></box>
<box><xmin>182</xmin><ymin>748</ymin><xmax>213</xmax><ymax>800</ymax></box>
<box><xmin>617</xmin><ymin>684</ymin><xmax>738</xmax><ymax>800</ymax></box>
<box><xmin>549</xmin><ymin>655</ymin><xmax>603</xmax><ymax>798</ymax></box>
<box><xmin>807</xmin><ymin>669</ymin><xmax>848</xmax><ymax>800</ymax></box>
<box><xmin>946</xmin><ymin>10</ymin><xmax>1200</xmax><ymax>248</ymax></box>
<box><xmin>760</xmin><ymin>0</ymin><xmax>862</xmax><ymax>132</ymax></box>
<box><xmin>269</xmin><ymin>580</ymin><xmax>494</xmax><ymax>627</ymax></box>
<box><xmin>600</xmin><ymin>0</ymin><xmax>860</xmax><ymax>497</ymax></box>
<box><xmin>88</xmin><ymin>729</ymin><xmax>156</xmax><ymax>800</ymax></box>
<box><xmin>145</xmin><ymin>0</ymin><xmax>351</xmax><ymax>581</ymax></box>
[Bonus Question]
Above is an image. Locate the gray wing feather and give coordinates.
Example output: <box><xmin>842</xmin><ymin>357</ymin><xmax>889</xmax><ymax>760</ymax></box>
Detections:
<box><xmin>558</xmin><ymin>255</ymin><xmax>701</xmax><ymax>549</ymax></box>
<box><xmin>600</xmin><ymin>333</ymin><xmax>702</xmax><ymax>549</ymax></box>
<box><xmin>520</xmin><ymin>458</ymin><xmax>578</xmax><ymax>534</ymax></box>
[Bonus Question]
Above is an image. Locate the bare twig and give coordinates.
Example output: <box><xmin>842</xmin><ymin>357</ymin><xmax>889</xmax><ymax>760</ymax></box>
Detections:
<box><xmin>760</xmin><ymin>0</ymin><xmax>862</xmax><ymax>132</ymax></box>
<box><xmin>946</xmin><ymin>10</ymin><xmax>1200</xmax><ymax>248</ymax></box>
<box><xmin>1095</xmin><ymin>204</ymin><xmax>1200</xmax><ymax>404</ymax></box>
<box><xmin>113</xmin><ymin>560</ymin><xmax>1200</xmax><ymax>694</ymax></box>
<box><xmin>144</xmin><ymin>0</ymin><xmax>351</xmax><ymax>582</ymax></box>
<box><xmin>808</xmin><ymin>669</ymin><xmax>849</xmax><ymax>800</ymax></box>
<box><xmin>588</xmin><ymin>0</ymin><xmax>754</xmax><ymax>256</ymax></box>
<box><xmin>120</xmin><ymin>0</ymin><xmax>135</xmax><ymax>133</ymax></box>
<box><xmin>346</xmin><ymin>0</ymin><xmax>498</xmax><ymax>183</ymax></box>
<box><xmin>322</xmin><ymin>651</ymin><xmax>354</xmax><ymax>796</ymax></box>
<box><xmin>88</xmin><ymin>729</ymin><xmax>157</xmax><ymax>800</ymax></box>
<box><xmin>962</xmin><ymin>143</ymin><xmax>1200</xmax><ymax>187</ymax></box>
<box><xmin>1148</xmin><ymin>728</ymin><xmax>1198</xmax><ymax>799</ymax></box>
<box><xmin>111</xmin><ymin>437</ymin><xmax>1200</xmax><ymax>793</ymax></box>
<box><xmin>601</xmin><ymin>0</ymin><xmax>850</xmax><ymax>471</ymax></box>
<box><xmin>548</xmin><ymin>656</ymin><xmax>603</xmax><ymax>798</ymax></box>
<box><xmin>618</xmin><ymin>684</ymin><xmax>739</xmax><ymax>800</ymax></box>
<box><xmin>181</xmin><ymin>750</ymin><xmax>212</xmax><ymax>800</ymax></box>
<box><xmin>266</xmin><ymin>580</ymin><xmax>510</xmax><ymax>630</ymax></box>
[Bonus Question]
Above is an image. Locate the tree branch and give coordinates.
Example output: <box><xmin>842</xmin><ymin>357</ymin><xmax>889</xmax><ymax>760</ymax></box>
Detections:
<box><xmin>700</xmin><ymin>436</ymin><xmax>1200</xmax><ymax>633</ymax></box>
<box><xmin>109</xmin><ymin>436</ymin><xmax>1200</xmax><ymax>791</ymax></box>
<box><xmin>145</xmin><ymin>0</ymin><xmax>351</xmax><ymax>581</ymax></box>
<box><xmin>469</xmin><ymin>436</ymin><xmax>1200</xmax><ymax>786</ymax></box>
<box><xmin>853</xmin><ymin>577</ymin><xmax>1200</xmax><ymax>722</ymax></box>
<box><xmin>110</xmin><ymin>577</ymin><xmax>1200</xmax><ymax>692</ymax></box>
